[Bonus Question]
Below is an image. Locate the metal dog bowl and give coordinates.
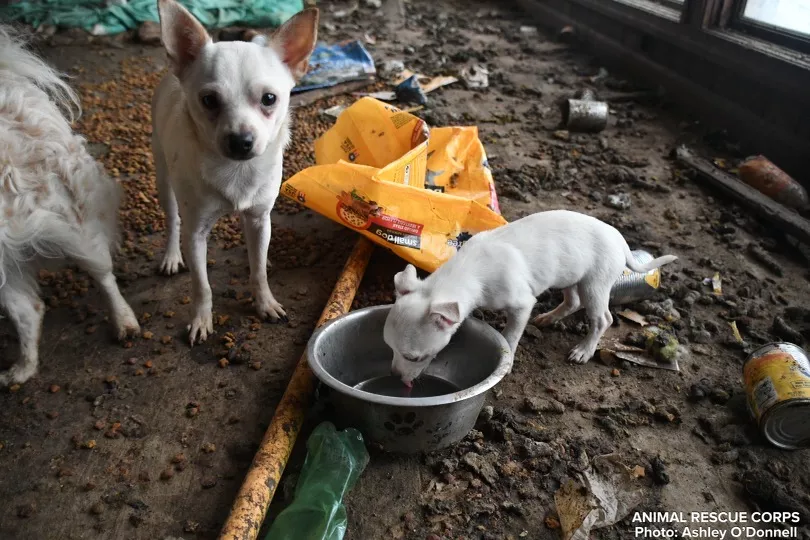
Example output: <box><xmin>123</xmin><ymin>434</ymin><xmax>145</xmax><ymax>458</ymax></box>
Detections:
<box><xmin>307</xmin><ymin>305</ymin><xmax>512</xmax><ymax>453</ymax></box>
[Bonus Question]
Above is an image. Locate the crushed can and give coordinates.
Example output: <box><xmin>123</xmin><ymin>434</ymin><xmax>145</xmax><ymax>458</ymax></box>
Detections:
<box><xmin>743</xmin><ymin>342</ymin><xmax>810</xmax><ymax>450</ymax></box>
<box><xmin>609</xmin><ymin>250</ymin><xmax>662</xmax><ymax>305</ymax></box>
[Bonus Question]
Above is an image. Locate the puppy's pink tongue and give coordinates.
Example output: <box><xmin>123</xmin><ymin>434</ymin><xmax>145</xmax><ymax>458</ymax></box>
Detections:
<box><xmin>404</xmin><ymin>381</ymin><xmax>413</xmax><ymax>389</ymax></box>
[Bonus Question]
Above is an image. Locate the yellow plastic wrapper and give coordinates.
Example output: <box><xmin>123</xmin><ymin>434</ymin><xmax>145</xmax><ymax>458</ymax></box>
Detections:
<box><xmin>281</xmin><ymin>97</ymin><xmax>506</xmax><ymax>272</ymax></box>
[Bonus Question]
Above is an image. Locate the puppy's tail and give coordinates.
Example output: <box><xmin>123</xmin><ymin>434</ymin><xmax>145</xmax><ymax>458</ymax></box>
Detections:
<box><xmin>624</xmin><ymin>246</ymin><xmax>678</xmax><ymax>274</ymax></box>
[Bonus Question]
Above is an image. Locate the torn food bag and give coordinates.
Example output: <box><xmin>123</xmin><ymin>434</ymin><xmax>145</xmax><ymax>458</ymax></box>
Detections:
<box><xmin>281</xmin><ymin>97</ymin><xmax>505</xmax><ymax>272</ymax></box>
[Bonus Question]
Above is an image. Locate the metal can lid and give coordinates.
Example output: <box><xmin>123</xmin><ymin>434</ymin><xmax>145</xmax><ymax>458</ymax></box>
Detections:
<box><xmin>761</xmin><ymin>400</ymin><xmax>810</xmax><ymax>450</ymax></box>
<box><xmin>744</xmin><ymin>341</ymin><xmax>805</xmax><ymax>366</ymax></box>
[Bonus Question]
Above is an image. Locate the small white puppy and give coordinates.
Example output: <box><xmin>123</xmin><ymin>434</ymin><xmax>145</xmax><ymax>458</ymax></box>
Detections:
<box><xmin>0</xmin><ymin>26</ymin><xmax>140</xmax><ymax>385</ymax></box>
<box><xmin>384</xmin><ymin>210</ymin><xmax>677</xmax><ymax>384</ymax></box>
<box><xmin>151</xmin><ymin>0</ymin><xmax>318</xmax><ymax>344</ymax></box>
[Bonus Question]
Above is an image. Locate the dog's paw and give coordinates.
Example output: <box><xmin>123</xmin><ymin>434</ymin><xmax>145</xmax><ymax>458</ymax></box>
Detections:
<box><xmin>567</xmin><ymin>343</ymin><xmax>595</xmax><ymax>365</ymax></box>
<box><xmin>0</xmin><ymin>364</ymin><xmax>38</xmax><ymax>386</ymax></box>
<box><xmin>532</xmin><ymin>312</ymin><xmax>556</xmax><ymax>327</ymax></box>
<box><xmin>113</xmin><ymin>306</ymin><xmax>141</xmax><ymax>341</ymax></box>
<box><xmin>255</xmin><ymin>294</ymin><xmax>287</xmax><ymax>323</ymax></box>
<box><xmin>160</xmin><ymin>251</ymin><xmax>185</xmax><ymax>276</ymax></box>
<box><xmin>187</xmin><ymin>311</ymin><xmax>214</xmax><ymax>346</ymax></box>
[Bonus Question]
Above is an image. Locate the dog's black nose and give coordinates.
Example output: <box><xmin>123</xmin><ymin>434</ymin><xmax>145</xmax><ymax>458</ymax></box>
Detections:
<box><xmin>226</xmin><ymin>133</ymin><xmax>254</xmax><ymax>159</ymax></box>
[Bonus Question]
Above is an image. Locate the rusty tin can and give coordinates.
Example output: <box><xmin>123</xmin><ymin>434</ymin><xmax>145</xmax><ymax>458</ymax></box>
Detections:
<box><xmin>609</xmin><ymin>250</ymin><xmax>662</xmax><ymax>305</ymax></box>
<box><xmin>737</xmin><ymin>155</ymin><xmax>808</xmax><ymax>210</ymax></box>
<box><xmin>562</xmin><ymin>89</ymin><xmax>608</xmax><ymax>133</ymax></box>
<box><xmin>743</xmin><ymin>342</ymin><xmax>810</xmax><ymax>450</ymax></box>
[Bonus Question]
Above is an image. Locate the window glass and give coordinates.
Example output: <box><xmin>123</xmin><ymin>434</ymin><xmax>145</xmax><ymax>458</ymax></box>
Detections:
<box><xmin>743</xmin><ymin>0</ymin><xmax>810</xmax><ymax>36</ymax></box>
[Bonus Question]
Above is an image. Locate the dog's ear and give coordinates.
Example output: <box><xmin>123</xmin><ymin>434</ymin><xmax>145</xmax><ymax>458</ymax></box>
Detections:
<box><xmin>271</xmin><ymin>8</ymin><xmax>319</xmax><ymax>80</ymax></box>
<box><xmin>394</xmin><ymin>264</ymin><xmax>419</xmax><ymax>298</ymax></box>
<box><xmin>429</xmin><ymin>302</ymin><xmax>460</xmax><ymax>331</ymax></box>
<box><xmin>158</xmin><ymin>0</ymin><xmax>210</xmax><ymax>75</ymax></box>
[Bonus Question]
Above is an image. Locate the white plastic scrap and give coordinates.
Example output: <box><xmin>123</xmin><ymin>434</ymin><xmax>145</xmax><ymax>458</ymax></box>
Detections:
<box><xmin>461</xmin><ymin>64</ymin><xmax>489</xmax><ymax>89</ymax></box>
<box><xmin>554</xmin><ymin>454</ymin><xmax>645</xmax><ymax>540</ymax></box>
<box><xmin>321</xmin><ymin>104</ymin><xmax>349</xmax><ymax>119</ymax></box>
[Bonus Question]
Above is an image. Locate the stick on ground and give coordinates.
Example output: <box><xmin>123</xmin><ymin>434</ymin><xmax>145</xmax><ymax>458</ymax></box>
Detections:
<box><xmin>674</xmin><ymin>145</ymin><xmax>810</xmax><ymax>246</ymax></box>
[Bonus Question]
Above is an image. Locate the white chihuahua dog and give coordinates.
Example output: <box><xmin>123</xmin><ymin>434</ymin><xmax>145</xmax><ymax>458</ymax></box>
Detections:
<box><xmin>384</xmin><ymin>210</ymin><xmax>677</xmax><ymax>384</ymax></box>
<box><xmin>0</xmin><ymin>26</ymin><xmax>140</xmax><ymax>385</ymax></box>
<box><xmin>152</xmin><ymin>0</ymin><xmax>318</xmax><ymax>344</ymax></box>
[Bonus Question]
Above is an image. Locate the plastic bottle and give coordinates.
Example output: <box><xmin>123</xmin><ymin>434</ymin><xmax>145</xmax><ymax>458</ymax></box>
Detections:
<box><xmin>264</xmin><ymin>422</ymin><xmax>370</xmax><ymax>540</ymax></box>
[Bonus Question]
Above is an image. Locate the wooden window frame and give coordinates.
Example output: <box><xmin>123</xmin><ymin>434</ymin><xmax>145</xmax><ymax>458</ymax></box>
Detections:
<box><xmin>649</xmin><ymin>0</ymin><xmax>686</xmax><ymax>11</ymax></box>
<box><xmin>727</xmin><ymin>0</ymin><xmax>810</xmax><ymax>54</ymax></box>
<box><xmin>538</xmin><ymin>0</ymin><xmax>810</xmax><ymax>84</ymax></box>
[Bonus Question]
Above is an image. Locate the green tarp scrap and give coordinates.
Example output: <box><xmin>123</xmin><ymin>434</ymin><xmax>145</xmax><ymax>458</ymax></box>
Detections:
<box><xmin>0</xmin><ymin>0</ymin><xmax>304</xmax><ymax>36</ymax></box>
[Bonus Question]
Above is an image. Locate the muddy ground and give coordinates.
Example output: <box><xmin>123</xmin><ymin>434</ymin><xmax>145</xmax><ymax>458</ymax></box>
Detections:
<box><xmin>3</xmin><ymin>0</ymin><xmax>810</xmax><ymax>539</ymax></box>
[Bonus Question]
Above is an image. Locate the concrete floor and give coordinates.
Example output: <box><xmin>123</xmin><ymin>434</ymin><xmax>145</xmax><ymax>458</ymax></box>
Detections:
<box><xmin>2</xmin><ymin>1</ymin><xmax>810</xmax><ymax>539</ymax></box>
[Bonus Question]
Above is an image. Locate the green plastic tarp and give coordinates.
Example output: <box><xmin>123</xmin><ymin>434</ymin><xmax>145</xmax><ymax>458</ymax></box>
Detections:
<box><xmin>0</xmin><ymin>0</ymin><xmax>304</xmax><ymax>35</ymax></box>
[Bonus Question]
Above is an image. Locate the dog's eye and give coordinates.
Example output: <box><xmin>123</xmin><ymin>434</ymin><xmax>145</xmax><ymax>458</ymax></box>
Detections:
<box><xmin>261</xmin><ymin>93</ymin><xmax>277</xmax><ymax>107</ymax></box>
<box><xmin>200</xmin><ymin>93</ymin><xmax>219</xmax><ymax>110</ymax></box>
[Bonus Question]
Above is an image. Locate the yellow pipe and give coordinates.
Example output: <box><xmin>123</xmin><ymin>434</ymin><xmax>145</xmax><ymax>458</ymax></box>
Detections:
<box><xmin>218</xmin><ymin>237</ymin><xmax>374</xmax><ymax>540</ymax></box>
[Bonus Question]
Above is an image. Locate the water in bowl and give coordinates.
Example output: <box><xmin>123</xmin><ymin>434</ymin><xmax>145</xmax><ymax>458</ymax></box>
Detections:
<box><xmin>355</xmin><ymin>375</ymin><xmax>460</xmax><ymax>398</ymax></box>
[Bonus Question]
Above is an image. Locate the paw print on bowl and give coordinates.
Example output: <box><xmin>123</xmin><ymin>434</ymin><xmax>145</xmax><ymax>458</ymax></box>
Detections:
<box><xmin>384</xmin><ymin>411</ymin><xmax>424</xmax><ymax>436</ymax></box>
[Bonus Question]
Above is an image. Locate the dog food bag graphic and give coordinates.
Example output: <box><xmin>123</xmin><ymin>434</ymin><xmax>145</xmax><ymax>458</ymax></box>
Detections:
<box><xmin>282</xmin><ymin>97</ymin><xmax>505</xmax><ymax>272</ymax></box>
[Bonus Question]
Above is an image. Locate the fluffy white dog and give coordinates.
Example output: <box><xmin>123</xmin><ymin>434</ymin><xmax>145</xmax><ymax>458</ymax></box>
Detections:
<box><xmin>151</xmin><ymin>0</ymin><xmax>318</xmax><ymax>345</ymax></box>
<box><xmin>0</xmin><ymin>26</ymin><xmax>140</xmax><ymax>385</ymax></box>
<box><xmin>384</xmin><ymin>210</ymin><xmax>678</xmax><ymax>384</ymax></box>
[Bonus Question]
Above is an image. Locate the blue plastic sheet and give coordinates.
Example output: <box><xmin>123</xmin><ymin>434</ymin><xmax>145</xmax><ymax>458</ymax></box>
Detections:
<box><xmin>294</xmin><ymin>40</ymin><xmax>376</xmax><ymax>94</ymax></box>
